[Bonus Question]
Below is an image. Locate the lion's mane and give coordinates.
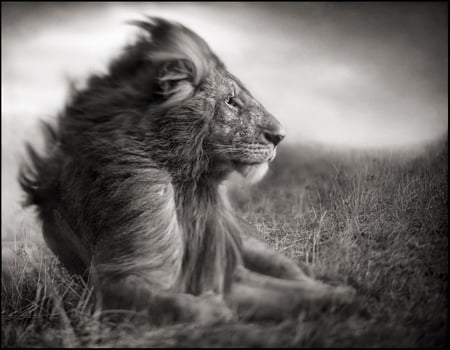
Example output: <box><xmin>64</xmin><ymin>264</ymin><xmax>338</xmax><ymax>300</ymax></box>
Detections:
<box><xmin>19</xmin><ymin>17</ymin><xmax>243</xmax><ymax>295</ymax></box>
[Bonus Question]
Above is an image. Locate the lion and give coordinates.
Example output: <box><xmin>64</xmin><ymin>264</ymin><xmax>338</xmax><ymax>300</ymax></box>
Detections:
<box><xmin>19</xmin><ymin>17</ymin><xmax>354</xmax><ymax>324</ymax></box>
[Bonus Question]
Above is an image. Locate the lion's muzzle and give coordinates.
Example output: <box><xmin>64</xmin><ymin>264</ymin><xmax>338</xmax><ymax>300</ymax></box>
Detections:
<box><xmin>259</xmin><ymin>112</ymin><xmax>286</xmax><ymax>147</ymax></box>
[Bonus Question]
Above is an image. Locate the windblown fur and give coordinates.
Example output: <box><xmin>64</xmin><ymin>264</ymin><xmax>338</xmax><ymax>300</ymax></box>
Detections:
<box><xmin>19</xmin><ymin>17</ymin><xmax>307</xmax><ymax>322</ymax></box>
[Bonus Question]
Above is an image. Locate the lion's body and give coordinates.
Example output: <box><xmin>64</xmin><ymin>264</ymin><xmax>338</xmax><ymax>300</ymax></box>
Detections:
<box><xmin>20</xmin><ymin>17</ymin><xmax>354</xmax><ymax>324</ymax></box>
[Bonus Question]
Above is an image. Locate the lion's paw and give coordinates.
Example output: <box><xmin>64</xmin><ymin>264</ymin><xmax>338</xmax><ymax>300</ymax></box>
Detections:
<box><xmin>190</xmin><ymin>291</ymin><xmax>235</xmax><ymax>325</ymax></box>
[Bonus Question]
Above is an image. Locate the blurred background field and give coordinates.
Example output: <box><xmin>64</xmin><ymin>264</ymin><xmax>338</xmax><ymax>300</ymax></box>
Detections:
<box><xmin>1</xmin><ymin>2</ymin><xmax>448</xmax><ymax>347</ymax></box>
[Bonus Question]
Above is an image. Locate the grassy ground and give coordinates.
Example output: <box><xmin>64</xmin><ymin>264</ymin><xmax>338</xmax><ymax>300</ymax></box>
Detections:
<box><xmin>1</xmin><ymin>138</ymin><xmax>448</xmax><ymax>347</ymax></box>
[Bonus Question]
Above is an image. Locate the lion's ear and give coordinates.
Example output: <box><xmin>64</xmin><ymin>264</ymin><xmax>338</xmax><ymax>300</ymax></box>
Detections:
<box><xmin>130</xmin><ymin>17</ymin><xmax>215</xmax><ymax>103</ymax></box>
<box><xmin>156</xmin><ymin>59</ymin><xmax>196</xmax><ymax>102</ymax></box>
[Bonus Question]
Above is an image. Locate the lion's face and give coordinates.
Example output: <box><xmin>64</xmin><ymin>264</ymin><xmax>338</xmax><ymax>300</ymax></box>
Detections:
<box><xmin>200</xmin><ymin>69</ymin><xmax>285</xmax><ymax>182</ymax></box>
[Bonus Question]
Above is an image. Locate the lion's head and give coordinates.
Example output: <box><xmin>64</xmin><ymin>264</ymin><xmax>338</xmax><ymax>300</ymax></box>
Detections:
<box><xmin>202</xmin><ymin>67</ymin><xmax>286</xmax><ymax>184</ymax></box>
<box><xmin>60</xmin><ymin>17</ymin><xmax>285</xmax><ymax>186</ymax></box>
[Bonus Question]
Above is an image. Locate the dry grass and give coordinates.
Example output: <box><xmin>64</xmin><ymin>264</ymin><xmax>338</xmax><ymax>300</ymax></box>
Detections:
<box><xmin>1</xmin><ymin>138</ymin><xmax>447</xmax><ymax>347</ymax></box>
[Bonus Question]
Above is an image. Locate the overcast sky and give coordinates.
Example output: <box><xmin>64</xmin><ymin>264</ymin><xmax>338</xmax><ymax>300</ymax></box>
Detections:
<box><xmin>2</xmin><ymin>2</ymin><xmax>448</xmax><ymax>149</ymax></box>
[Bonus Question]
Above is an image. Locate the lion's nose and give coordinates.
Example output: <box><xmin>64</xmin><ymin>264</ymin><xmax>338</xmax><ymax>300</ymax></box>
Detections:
<box><xmin>263</xmin><ymin>128</ymin><xmax>286</xmax><ymax>146</ymax></box>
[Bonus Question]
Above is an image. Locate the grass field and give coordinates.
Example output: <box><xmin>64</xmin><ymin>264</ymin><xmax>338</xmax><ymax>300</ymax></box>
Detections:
<box><xmin>1</xmin><ymin>135</ymin><xmax>447</xmax><ymax>347</ymax></box>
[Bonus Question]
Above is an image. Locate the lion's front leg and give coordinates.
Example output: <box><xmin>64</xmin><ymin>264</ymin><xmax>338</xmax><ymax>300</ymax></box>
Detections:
<box><xmin>227</xmin><ymin>266</ymin><xmax>355</xmax><ymax>321</ymax></box>
<box><xmin>241</xmin><ymin>234</ymin><xmax>313</xmax><ymax>280</ymax></box>
<box><xmin>239</xmin><ymin>217</ymin><xmax>313</xmax><ymax>280</ymax></box>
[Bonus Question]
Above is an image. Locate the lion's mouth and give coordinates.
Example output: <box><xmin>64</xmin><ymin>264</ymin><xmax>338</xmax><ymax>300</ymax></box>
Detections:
<box><xmin>267</xmin><ymin>147</ymin><xmax>277</xmax><ymax>162</ymax></box>
<box><xmin>232</xmin><ymin>160</ymin><xmax>263</xmax><ymax>167</ymax></box>
<box><xmin>231</xmin><ymin>146</ymin><xmax>277</xmax><ymax>166</ymax></box>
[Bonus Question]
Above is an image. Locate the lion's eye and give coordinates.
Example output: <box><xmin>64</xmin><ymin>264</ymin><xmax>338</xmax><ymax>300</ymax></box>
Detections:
<box><xmin>225</xmin><ymin>95</ymin><xmax>240</xmax><ymax>109</ymax></box>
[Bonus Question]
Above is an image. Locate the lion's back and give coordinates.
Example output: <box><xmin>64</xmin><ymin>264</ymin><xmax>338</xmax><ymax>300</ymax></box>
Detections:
<box><xmin>19</xmin><ymin>128</ymin><xmax>183</xmax><ymax>283</ymax></box>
